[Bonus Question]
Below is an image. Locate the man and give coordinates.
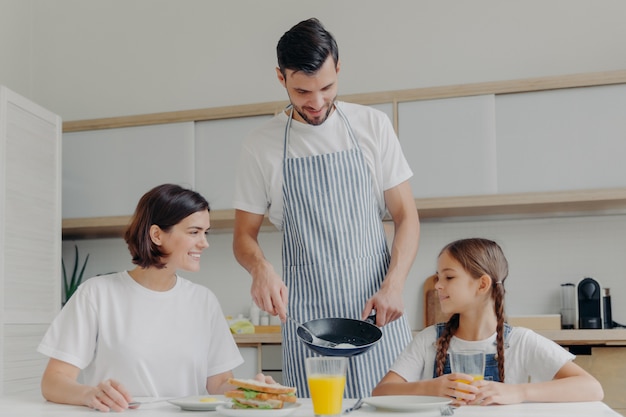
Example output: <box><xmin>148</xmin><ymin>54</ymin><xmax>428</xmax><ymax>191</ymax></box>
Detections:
<box><xmin>233</xmin><ymin>18</ymin><xmax>419</xmax><ymax>397</ymax></box>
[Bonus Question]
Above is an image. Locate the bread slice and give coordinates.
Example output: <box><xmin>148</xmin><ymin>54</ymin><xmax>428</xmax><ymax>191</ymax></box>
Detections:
<box><xmin>227</xmin><ymin>378</ymin><xmax>297</xmax><ymax>395</ymax></box>
<box><xmin>231</xmin><ymin>398</ymin><xmax>284</xmax><ymax>410</ymax></box>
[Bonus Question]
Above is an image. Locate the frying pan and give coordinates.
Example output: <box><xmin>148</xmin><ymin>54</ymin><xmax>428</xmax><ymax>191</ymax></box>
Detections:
<box><xmin>296</xmin><ymin>316</ymin><xmax>382</xmax><ymax>357</ymax></box>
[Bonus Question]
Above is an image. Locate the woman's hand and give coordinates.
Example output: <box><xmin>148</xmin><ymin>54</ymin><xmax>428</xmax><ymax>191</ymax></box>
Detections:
<box><xmin>88</xmin><ymin>379</ymin><xmax>133</xmax><ymax>412</ymax></box>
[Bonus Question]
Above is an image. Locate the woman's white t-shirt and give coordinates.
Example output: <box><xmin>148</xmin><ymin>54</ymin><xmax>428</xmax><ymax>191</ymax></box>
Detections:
<box><xmin>38</xmin><ymin>272</ymin><xmax>243</xmax><ymax>397</ymax></box>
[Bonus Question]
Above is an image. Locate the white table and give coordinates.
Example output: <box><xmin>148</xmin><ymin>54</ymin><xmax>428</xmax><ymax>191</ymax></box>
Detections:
<box><xmin>0</xmin><ymin>395</ymin><xmax>620</xmax><ymax>417</ymax></box>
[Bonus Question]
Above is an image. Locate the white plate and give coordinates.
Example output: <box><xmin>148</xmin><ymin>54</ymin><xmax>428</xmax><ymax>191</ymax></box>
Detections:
<box><xmin>168</xmin><ymin>395</ymin><xmax>228</xmax><ymax>411</ymax></box>
<box><xmin>216</xmin><ymin>402</ymin><xmax>301</xmax><ymax>417</ymax></box>
<box><xmin>362</xmin><ymin>395</ymin><xmax>451</xmax><ymax>412</ymax></box>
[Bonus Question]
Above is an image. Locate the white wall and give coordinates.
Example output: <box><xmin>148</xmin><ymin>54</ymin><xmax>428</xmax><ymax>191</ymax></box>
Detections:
<box><xmin>0</xmin><ymin>0</ymin><xmax>32</xmax><ymax>97</ymax></box>
<box><xmin>6</xmin><ymin>0</ymin><xmax>626</xmax><ymax>330</ymax></box>
<box><xmin>1</xmin><ymin>0</ymin><xmax>625</xmax><ymax>121</ymax></box>
<box><xmin>65</xmin><ymin>212</ymin><xmax>626</xmax><ymax>332</ymax></box>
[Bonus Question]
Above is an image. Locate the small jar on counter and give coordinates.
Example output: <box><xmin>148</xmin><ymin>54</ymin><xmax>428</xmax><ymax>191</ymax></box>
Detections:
<box><xmin>249</xmin><ymin>302</ymin><xmax>261</xmax><ymax>326</ymax></box>
<box><xmin>260</xmin><ymin>311</ymin><xmax>270</xmax><ymax>326</ymax></box>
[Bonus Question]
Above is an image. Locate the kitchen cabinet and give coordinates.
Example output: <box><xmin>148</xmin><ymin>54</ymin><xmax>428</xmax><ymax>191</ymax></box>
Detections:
<box><xmin>232</xmin><ymin>347</ymin><xmax>258</xmax><ymax>380</ymax></box>
<box><xmin>536</xmin><ymin>330</ymin><xmax>626</xmax><ymax>417</ymax></box>
<box><xmin>195</xmin><ymin>115</ymin><xmax>270</xmax><ymax>210</ymax></box>
<box><xmin>61</xmin><ymin>70</ymin><xmax>626</xmax><ymax>239</ymax></box>
<box><xmin>62</xmin><ymin>122</ymin><xmax>194</xmax><ymax>219</ymax></box>
<box><xmin>0</xmin><ymin>86</ymin><xmax>62</xmax><ymax>394</ymax></box>
<box><xmin>574</xmin><ymin>347</ymin><xmax>626</xmax><ymax>416</ymax></box>
<box><xmin>233</xmin><ymin>332</ymin><xmax>282</xmax><ymax>382</ymax></box>
<box><xmin>260</xmin><ymin>344</ymin><xmax>283</xmax><ymax>384</ymax></box>
<box><xmin>496</xmin><ymin>84</ymin><xmax>626</xmax><ymax>194</ymax></box>
<box><xmin>521</xmin><ymin>330</ymin><xmax>626</xmax><ymax>416</ymax></box>
<box><xmin>400</xmin><ymin>85</ymin><xmax>626</xmax><ymax>200</ymax></box>
<box><xmin>399</xmin><ymin>94</ymin><xmax>497</xmax><ymax>199</ymax></box>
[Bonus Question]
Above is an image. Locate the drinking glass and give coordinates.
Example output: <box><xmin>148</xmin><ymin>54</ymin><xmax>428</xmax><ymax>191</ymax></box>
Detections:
<box><xmin>449</xmin><ymin>350</ymin><xmax>485</xmax><ymax>390</ymax></box>
<box><xmin>305</xmin><ymin>357</ymin><xmax>347</xmax><ymax>416</ymax></box>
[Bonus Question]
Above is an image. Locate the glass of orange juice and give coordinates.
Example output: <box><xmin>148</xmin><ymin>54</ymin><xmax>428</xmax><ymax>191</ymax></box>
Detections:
<box><xmin>449</xmin><ymin>350</ymin><xmax>485</xmax><ymax>393</ymax></box>
<box><xmin>305</xmin><ymin>357</ymin><xmax>347</xmax><ymax>416</ymax></box>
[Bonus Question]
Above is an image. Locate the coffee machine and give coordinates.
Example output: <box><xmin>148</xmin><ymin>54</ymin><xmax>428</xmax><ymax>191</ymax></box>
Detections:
<box><xmin>577</xmin><ymin>277</ymin><xmax>602</xmax><ymax>329</ymax></box>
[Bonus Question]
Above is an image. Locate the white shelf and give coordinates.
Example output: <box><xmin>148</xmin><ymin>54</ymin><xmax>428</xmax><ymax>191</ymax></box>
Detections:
<box><xmin>62</xmin><ymin>187</ymin><xmax>626</xmax><ymax>240</ymax></box>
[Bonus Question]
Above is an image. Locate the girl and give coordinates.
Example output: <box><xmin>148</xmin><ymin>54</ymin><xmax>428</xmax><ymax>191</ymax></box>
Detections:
<box><xmin>373</xmin><ymin>238</ymin><xmax>603</xmax><ymax>405</ymax></box>
<box><xmin>38</xmin><ymin>184</ymin><xmax>267</xmax><ymax>412</ymax></box>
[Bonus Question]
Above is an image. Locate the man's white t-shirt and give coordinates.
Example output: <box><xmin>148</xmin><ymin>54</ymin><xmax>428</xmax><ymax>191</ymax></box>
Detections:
<box><xmin>38</xmin><ymin>272</ymin><xmax>243</xmax><ymax>397</ymax></box>
<box><xmin>233</xmin><ymin>101</ymin><xmax>413</xmax><ymax>229</ymax></box>
<box><xmin>390</xmin><ymin>325</ymin><xmax>575</xmax><ymax>384</ymax></box>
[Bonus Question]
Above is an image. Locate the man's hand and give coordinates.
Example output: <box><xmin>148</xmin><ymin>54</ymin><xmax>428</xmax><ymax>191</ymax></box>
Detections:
<box><xmin>250</xmin><ymin>262</ymin><xmax>288</xmax><ymax>320</ymax></box>
<box><xmin>362</xmin><ymin>283</ymin><xmax>405</xmax><ymax>326</ymax></box>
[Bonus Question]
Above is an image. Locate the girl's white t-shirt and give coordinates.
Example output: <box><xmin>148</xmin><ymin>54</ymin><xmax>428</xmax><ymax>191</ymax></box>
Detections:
<box><xmin>390</xmin><ymin>325</ymin><xmax>575</xmax><ymax>384</ymax></box>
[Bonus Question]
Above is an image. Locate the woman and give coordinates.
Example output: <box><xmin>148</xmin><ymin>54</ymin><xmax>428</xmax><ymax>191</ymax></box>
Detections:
<box><xmin>38</xmin><ymin>184</ymin><xmax>246</xmax><ymax>412</ymax></box>
<box><xmin>373</xmin><ymin>238</ymin><xmax>603</xmax><ymax>405</ymax></box>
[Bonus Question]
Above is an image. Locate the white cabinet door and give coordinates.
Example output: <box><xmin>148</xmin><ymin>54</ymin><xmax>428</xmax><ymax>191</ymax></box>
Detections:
<box><xmin>496</xmin><ymin>84</ymin><xmax>626</xmax><ymax>193</ymax></box>
<box><xmin>62</xmin><ymin>122</ymin><xmax>195</xmax><ymax>218</ymax></box>
<box><xmin>195</xmin><ymin>115</ymin><xmax>270</xmax><ymax>210</ymax></box>
<box><xmin>232</xmin><ymin>347</ymin><xmax>259</xmax><ymax>379</ymax></box>
<box><xmin>0</xmin><ymin>86</ymin><xmax>61</xmax><ymax>394</ymax></box>
<box><xmin>399</xmin><ymin>95</ymin><xmax>497</xmax><ymax>198</ymax></box>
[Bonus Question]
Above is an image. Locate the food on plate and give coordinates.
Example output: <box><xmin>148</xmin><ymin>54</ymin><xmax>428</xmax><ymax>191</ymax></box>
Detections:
<box><xmin>199</xmin><ymin>397</ymin><xmax>221</xmax><ymax>403</ymax></box>
<box><xmin>225</xmin><ymin>378</ymin><xmax>297</xmax><ymax>409</ymax></box>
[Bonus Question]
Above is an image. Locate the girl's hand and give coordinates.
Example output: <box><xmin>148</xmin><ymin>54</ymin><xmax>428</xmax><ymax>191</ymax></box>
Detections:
<box><xmin>88</xmin><ymin>379</ymin><xmax>133</xmax><ymax>412</ymax></box>
<box><xmin>470</xmin><ymin>379</ymin><xmax>523</xmax><ymax>405</ymax></box>
<box><xmin>431</xmin><ymin>373</ymin><xmax>478</xmax><ymax>406</ymax></box>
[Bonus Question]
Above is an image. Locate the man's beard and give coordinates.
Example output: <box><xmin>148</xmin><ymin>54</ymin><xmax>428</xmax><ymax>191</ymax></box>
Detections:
<box><xmin>292</xmin><ymin>98</ymin><xmax>336</xmax><ymax>126</ymax></box>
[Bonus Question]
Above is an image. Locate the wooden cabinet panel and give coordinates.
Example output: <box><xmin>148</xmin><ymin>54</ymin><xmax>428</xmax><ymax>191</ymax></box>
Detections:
<box><xmin>574</xmin><ymin>347</ymin><xmax>626</xmax><ymax>414</ymax></box>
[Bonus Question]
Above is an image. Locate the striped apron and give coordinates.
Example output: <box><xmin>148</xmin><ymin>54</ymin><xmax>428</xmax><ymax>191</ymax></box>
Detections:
<box><xmin>281</xmin><ymin>104</ymin><xmax>413</xmax><ymax>398</ymax></box>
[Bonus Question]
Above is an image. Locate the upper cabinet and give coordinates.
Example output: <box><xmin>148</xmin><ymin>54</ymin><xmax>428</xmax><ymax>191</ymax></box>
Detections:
<box><xmin>194</xmin><ymin>115</ymin><xmax>271</xmax><ymax>211</ymax></box>
<box><xmin>62</xmin><ymin>122</ymin><xmax>195</xmax><ymax>218</ymax></box>
<box><xmin>1</xmin><ymin>86</ymin><xmax>62</xmax><ymax>394</ymax></box>
<box><xmin>399</xmin><ymin>94</ymin><xmax>497</xmax><ymax>198</ymax></box>
<box><xmin>61</xmin><ymin>70</ymin><xmax>626</xmax><ymax>239</ymax></box>
<box><xmin>496</xmin><ymin>84</ymin><xmax>626</xmax><ymax>193</ymax></box>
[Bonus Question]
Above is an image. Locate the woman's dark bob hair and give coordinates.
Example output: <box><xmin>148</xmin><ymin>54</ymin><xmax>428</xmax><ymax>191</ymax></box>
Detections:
<box><xmin>124</xmin><ymin>183</ymin><xmax>210</xmax><ymax>269</ymax></box>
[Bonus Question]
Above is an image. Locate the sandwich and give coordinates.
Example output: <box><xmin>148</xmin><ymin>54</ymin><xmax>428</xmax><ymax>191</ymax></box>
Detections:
<box><xmin>225</xmin><ymin>378</ymin><xmax>297</xmax><ymax>409</ymax></box>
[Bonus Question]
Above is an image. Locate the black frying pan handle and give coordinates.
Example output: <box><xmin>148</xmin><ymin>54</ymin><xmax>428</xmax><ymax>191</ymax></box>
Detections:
<box><xmin>365</xmin><ymin>313</ymin><xmax>377</xmax><ymax>325</ymax></box>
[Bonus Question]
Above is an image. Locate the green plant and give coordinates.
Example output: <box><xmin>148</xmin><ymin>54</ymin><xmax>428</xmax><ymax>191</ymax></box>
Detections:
<box><xmin>62</xmin><ymin>244</ymin><xmax>90</xmax><ymax>305</ymax></box>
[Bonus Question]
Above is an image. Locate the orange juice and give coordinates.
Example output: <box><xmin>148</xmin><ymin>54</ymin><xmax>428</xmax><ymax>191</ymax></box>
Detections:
<box><xmin>308</xmin><ymin>374</ymin><xmax>346</xmax><ymax>415</ymax></box>
<box><xmin>455</xmin><ymin>375</ymin><xmax>484</xmax><ymax>394</ymax></box>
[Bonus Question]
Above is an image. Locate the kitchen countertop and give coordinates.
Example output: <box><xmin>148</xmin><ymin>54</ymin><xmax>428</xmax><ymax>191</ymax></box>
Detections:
<box><xmin>0</xmin><ymin>395</ymin><xmax>620</xmax><ymax>417</ymax></box>
<box><xmin>233</xmin><ymin>328</ymin><xmax>626</xmax><ymax>346</ymax></box>
<box><xmin>536</xmin><ymin>329</ymin><xmax>626</xmax><ymax>345</ymax></box>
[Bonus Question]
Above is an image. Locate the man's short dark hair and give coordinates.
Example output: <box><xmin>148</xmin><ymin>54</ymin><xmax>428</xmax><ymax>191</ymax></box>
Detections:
<box><xmin>277</xmin><ymin>18</ymin><xmax>339</xmax><ymax>77</ymax></box>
